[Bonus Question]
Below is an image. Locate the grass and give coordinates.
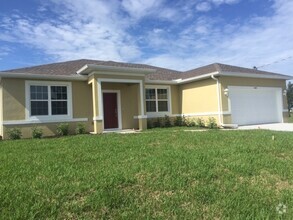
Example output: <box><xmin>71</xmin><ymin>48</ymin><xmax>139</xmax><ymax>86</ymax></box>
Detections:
<box><xmin>0</xmin><ymin>128</ymin><xmax>293</xmax><ymax>219</ymax></box>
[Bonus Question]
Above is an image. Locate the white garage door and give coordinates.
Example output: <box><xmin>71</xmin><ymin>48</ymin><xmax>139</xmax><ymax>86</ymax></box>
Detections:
<box><xmin>229</xmin><ymin>86</ymin><xmax>283</xmax><ymax>125</ymax></box>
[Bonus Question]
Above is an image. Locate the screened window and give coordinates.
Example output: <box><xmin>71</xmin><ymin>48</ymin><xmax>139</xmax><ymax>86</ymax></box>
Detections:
<box><xmin>29</xmin><ymin>85</ymin><xmax>68</xmax><ymax>116</ymax></box>
<box><xmin>145</xmin><ymin>88</ymin><xmax>169</xmax><ymax>113</ymax></box>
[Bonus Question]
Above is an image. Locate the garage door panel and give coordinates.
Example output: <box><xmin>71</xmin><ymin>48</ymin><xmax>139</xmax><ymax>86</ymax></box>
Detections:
<box><xmin>229</xmin><ymin>87</ymin><xmax>282</xmax><ymax>125</ymax></box>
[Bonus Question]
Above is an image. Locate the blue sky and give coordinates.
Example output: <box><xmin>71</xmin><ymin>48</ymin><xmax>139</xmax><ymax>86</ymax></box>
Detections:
<box><xmin>0</xmin><ymin>0</ymin><xmax>292</xmax><ymax>75</ymax></box>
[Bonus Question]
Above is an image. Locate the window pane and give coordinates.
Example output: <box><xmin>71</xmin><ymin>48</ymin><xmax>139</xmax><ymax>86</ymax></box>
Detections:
<box><xmin>52</xmin><ymin>101</ymin><xmax>68</xmax><ymax>115</ymax></box>
<box><xmin>146</xmin><ymin>101</ymin><xmax>156</xmax><ymax>112</ymax></box>
<box><xmin>31</xmin><ymin>101</ymin><xmax>48</xmax><ymax>116</ymax></box>
<box><xmin>146</xmin><ymin>89</ymin><xmax>155</xmax><ymax>99</ymax></box>
<box><xmin>51</xmin><ymin>86</ymin><xmax>67</xmax><ymax>100</ymax></box>
<box><xmin>30</xmin><ymin>86</ymin><xmax>48</xmax><ymax>100</ymax></box>
<box><xmin>157</xmin><ymin>89</ymin><xmax>167</xmax><ymax>99</ymax></box>
<box><xmin>158</xmin><ymin>101</ymin><xmax>168</xmax><ymax>112</ymax></box>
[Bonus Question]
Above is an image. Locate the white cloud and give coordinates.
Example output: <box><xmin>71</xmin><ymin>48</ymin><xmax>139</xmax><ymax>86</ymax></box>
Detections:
<box><xmin>0</xmin><ymin>0</ymin><xmax>141</xmax><ymax>62</ymax></box>
<box><xmin>141</xmin><ymin>0</ymin><xmax>293</xmax><ymax>75</ymax></box>
<box><xmin>196</xmin><ymin>2</ymin><xmax>212</xmax><ymax>12</ymax></box>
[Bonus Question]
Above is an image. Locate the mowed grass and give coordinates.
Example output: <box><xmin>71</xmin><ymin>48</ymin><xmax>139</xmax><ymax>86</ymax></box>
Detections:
<box><xmin>0</xmin><ymin>128</ymin><xmax>293</xmax><ymax>219</ymax></box>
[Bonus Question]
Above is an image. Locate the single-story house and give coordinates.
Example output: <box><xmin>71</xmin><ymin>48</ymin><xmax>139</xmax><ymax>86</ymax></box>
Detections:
<box><xmin>0</xmin><ymin>59</ymin><xmax>291</xmax><ymax>139</ymax></box>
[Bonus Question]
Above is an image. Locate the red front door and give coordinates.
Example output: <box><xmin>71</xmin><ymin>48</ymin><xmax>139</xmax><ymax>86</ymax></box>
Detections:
<box><xmin>103</xmin><ymin>92</ymin><xmax>118</xmax><ymax>129</ymax></box>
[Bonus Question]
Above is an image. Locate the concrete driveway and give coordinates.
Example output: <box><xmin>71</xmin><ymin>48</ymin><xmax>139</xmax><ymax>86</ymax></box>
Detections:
<box><xmin>238</xmin><ymin>123</ymin><xmax>293</xmax><ymax>132</ymax></box>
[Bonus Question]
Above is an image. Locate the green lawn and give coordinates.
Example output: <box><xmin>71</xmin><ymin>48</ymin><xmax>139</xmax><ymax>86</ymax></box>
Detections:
<box><xmin>0</xmin><ymin>128</ymin><xmax>292</xmax><ymax>219</ymax></box>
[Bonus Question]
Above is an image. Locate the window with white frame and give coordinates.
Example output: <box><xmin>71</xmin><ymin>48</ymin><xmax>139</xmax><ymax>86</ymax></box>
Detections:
<box><xmin>27</xmin><ymin>81</ymin><xmax>72</xmax><ymax>119</ymax></box>
<box><xmin>145</xmin><ymin>87</ymin><xmax>169</xmax><ymax>113</ymax></box>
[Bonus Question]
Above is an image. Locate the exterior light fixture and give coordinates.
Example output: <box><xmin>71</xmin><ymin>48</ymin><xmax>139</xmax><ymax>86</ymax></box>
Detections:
<box><xmin>224</xmin><ymin>88</ymin><xmax>229</xmax><ymax>97</ymax></box>
<box><xmin>283</xmin><ymin>89</ymin><xmax>287</xmax><ymax>96</ymax></box>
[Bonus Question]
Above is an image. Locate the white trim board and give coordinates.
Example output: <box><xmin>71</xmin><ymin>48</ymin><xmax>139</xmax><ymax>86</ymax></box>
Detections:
<box><xmin>3</xmin><ymin>118</ymin><xmax>88</xmax><ymax>125</ymax></box>
<box><xmin>134</xmin><ymin>111</ymin><xmax>231</xmax><ymax>119</ymax></box>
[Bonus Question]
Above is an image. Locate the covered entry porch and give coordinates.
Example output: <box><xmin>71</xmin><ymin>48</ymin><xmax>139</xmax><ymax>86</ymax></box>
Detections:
<box><xmin>89</xmin><ymin>77</ymin><xmax>147</xmax><ymax>134</ymax></box>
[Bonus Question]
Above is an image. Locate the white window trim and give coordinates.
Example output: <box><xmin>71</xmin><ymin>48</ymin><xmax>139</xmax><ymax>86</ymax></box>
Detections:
<box><xmin>25</xmin><ymin>81</ymin><xmax>73</xmax><ymax>121</ymax></box>
<box><xmin>145</xmin><ymin>85</ymin><xmax>172</xmax><ymax>117</ymax></box>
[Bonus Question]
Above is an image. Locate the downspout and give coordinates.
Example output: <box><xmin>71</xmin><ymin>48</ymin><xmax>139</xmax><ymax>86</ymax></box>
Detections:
<box><xmin>211</xmin><ymin>75</ymin><xmax>223</xmax><ymax>126</ymax></box>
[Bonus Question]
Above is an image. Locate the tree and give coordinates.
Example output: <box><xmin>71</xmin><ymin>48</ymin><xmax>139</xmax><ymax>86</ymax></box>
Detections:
<box><xmin>287</xmin><ymin>81</ymin><xmax>293</xmax><ymax>116</ymax></box>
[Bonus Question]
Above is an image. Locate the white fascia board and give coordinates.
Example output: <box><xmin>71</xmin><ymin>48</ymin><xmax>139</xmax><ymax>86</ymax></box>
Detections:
<box><xmin>0</xmin><ymin>72</ymin><xmax>88</xmax><ymax>81</ymax></box>
<box><xmin>77</xmin><ymin>64</ymin><xmax>156</xmax><ymax>75</ymax></box>
<box><xmin>220</xmin><ymin>71</ymin><xmax>292</xmax><ymax>80</ymax></box>
<box><xmin>145</xmin><ymin>79</ymin><xmax>178</xmax><ymax>85</ymax></box>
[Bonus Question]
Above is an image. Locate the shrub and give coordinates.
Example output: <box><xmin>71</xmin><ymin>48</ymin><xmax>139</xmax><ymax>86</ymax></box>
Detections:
<box><xmin>31</xmin><ymin>127</ymin><xmax>43</xmax><ymax>139</ymax></box>
<box><xmin>56</xmin><ymin>123</ymin><xmax>69</xmax><ymax>136</ymax></box>
<box><xmin>147</xmin><ymin>119</ymin><xmax>154</xmax><ymax>129</ymax></box>
<box><xmin>195</xmin><ymin>118</ymin><xmax>205</xmax><ymax>128</ymax></box>
<box><xmin>75</xmin><ymin>123</ymin><xmax>86</xmax><ymax>134</ymax></box>
<box><xmin>163</xmin><ymin>115</ymin><xmax>172</xmax><ymax>127</ymax></box>
<box><xmin>174</xmin><ymin>116</ymin><xmax>183</xmax><ymax>126</ymax></box>
<box><xmin>184</xmin><ymin>118</ymin><xmax>196</xmax><ymax>127</ymax></box>
<box><xmin>153</xmin><ymin>118</ymin><xmax>161</xmax><ymax>128</ymax></box>
<box><xmin>7</xmin><ymin>128</ymin><xmax>22</xmax><ymax>140</ymax></box>
<box><xmin>207</xmin><ymin>117</ymin><xmax>217</xmax><ymax>129</ymax></box>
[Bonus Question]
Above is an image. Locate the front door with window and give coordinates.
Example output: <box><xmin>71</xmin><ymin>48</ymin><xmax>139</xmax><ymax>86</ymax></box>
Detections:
<box><xmin>103</xmin><ymin>92</ymin><xmax>118</xmax><ymax>129</ymax></box>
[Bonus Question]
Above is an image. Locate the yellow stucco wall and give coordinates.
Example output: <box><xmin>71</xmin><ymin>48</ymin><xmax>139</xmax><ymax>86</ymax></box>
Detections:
<box><xmin>179</xmin><ymin>78</ymin><xmax>218</xmax><ymax>114</ymax></box>
<box><xmin>220</xmin><ymin>76</ymin><xmax>289</xmax><ymax>124</ymax></box>
<box><xmin>2</xmin><ymin>79</ymin><xmax>26</xmax><ymax>121</ymax></box>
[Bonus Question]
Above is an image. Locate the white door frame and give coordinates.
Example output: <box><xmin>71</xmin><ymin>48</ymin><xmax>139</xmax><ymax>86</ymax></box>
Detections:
<box><xmin>102</xmin><ymin>90</ymin><xmax>122</xmax><ymax>130</ymax></box>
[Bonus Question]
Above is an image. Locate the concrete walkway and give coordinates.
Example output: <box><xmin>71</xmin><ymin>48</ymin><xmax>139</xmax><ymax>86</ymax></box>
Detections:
<box><xmin>238</xmin><ymin>123</ymin><xmax>293</xmax><ymax>132</ymax></box>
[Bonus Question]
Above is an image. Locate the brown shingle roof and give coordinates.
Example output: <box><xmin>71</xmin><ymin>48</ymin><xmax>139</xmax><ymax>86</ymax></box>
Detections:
<box><xmin>182</xmin><ymin>63</ymin><xmax>290</xmax><ymax>79</ymax></box>
<box><xmin>3</xmin><ymin>59</ymin><xmax>182</xmax><ymax>81</ymax></box>
<box><xmin>1</xmin><ymin>59</ymin><xmax>290</xmax><ymax>81</ymax></box>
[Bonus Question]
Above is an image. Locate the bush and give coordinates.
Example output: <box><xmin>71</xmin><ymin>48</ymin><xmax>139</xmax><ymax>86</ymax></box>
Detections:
<box><xmin>195</xmin><ymin>118</ymin><xmax>205</xmax><ymax>128</ymax></box>
<box><xmin>153</xmin><ymin>118</ymin><xmax>161</xmax><ymax>128</ymax></box>
<box><xmin>56</xmin><ymin>123</ymin><xmax>69</xmax><ymax>136</ymax></box>
<box><xmin>184</xmin><ymin>118</ymin><xmax>196</xmax><ymax>127</ymax></box>
<box><xmin>174</xmin><ymin>116</ymin><xmax>183</xmax><ymax>126</ymax></box>
<box><xmin>147</xmin><ymin>119</ymin><xmax>154</xmax><ymax>129</ymax></box>
<box><xmin>163</xmin><ymin>115</ymin><xmax>172</xmax><ymax>127</ymax></box>
<box><xmin>75</xmin><ymin>123</ymin><xmax>86</xmax><ymax>134</ymax></box>
<box><xmin>7</xmin><ymin>128</ymin><xmax>22</xmax><ymax>140</ymax></box>
<box><xmin>207</xmin><ymin>117</ymin><xmax>217</xmax><ymax>129</ymax></box>
<box><xmin>31</xmin><ymin>127</ymin><xmax>43</xmax><ymax>139</ymax></box>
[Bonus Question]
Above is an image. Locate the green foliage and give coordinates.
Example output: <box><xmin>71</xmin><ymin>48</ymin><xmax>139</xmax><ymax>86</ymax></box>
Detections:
<box><xmin>184</xmin><ymin>117</ymin><xmax>196</xmax><ymax>127</ymax></box>
<box><xmin>75</xmin><ymin>123</ymin><xmax>86</xmax><ymax>135</ymax></box>
<box><xmin>174</xmin><ymin>116</ymin><xmax>183</xmax><ymax>126</ymax></box>
<box><xmin>31</xmin><ymin>127</ymin><xmax>43</xmax><ymax>139</ymax></box>
<box><xmin>163</xmin><ymin>115</ymin><xmax>172</xmax><ymax>127</ymax></box>
<box><xmin>147</xmin><ymin>119</ymin><xmax>154</xmax><ymax>129</ymax></box>
<box><xmin>195</xmin><ymin>118</ymin><xmax>205</xmax><ymax>128</ymax></box>
<box><xmin>6</xmin><ymin>128</ymin><xmax>22</xmax><ymax>140</ymax></box>
<box><xmin>56</xmin><ymin>123</ymin><xmax>69</xmax><ymax>136</ymax></box>
<box><xmin>153</xmin><ymin>118</ymin><xmax>161</xmax><ymax>128</ymax></box>
<box><xmin>287</xmin><ymin>82</ymin><xmax>293</xmax><ymax>115</ymax></box>
<box><xmin>207</xmin><ymin>117</ymin><xmax>218</xmax><ymax>129</ymax></box>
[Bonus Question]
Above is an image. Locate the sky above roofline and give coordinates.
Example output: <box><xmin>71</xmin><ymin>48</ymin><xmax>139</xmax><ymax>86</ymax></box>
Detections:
<box><xmin>0</xmin><ymin>0</ymin><xmax>292</xmax><ymax>75</ymax></box>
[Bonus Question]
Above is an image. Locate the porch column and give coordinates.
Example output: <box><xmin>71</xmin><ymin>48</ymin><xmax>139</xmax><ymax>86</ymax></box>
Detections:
<box><xmin>89</xmin><ymin>77</ymin><xmax>103</xmax><ymax>134</ymax></box>
<box><xmin>138</xmin><ymin>81</ymin><xmax>147</xmax><ymax>130</ymax></box>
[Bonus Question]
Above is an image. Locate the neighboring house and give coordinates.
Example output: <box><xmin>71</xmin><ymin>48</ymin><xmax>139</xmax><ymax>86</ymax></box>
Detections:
<box><xmin>0</xmin><ymin>59</ymin><xmax>291</xmax><ymax>139</ymax></box>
